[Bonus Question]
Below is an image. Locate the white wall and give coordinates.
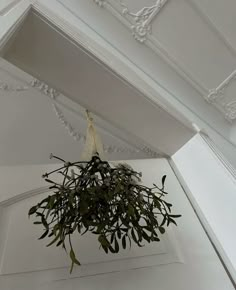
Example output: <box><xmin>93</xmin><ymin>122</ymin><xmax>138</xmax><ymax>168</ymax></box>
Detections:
<box><xmin>172</xmin><ymin>134</ymin><xmax>236</xmax><ymax>282</ymax></box>
<box><xmin>0</xmin><ymin>158</ymin><xmax>233</xmax><ymax>290</ymax></box>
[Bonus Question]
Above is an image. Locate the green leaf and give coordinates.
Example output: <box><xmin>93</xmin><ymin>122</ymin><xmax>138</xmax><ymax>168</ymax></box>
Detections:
<box><xmin>46</xmin><ymin>233</ymin><xmax>60</xmax><ymax>247</ymax></box>
<box><xmin>128</xmin><ymin>204</ymin><xmax>135</xmax><ymax>216</ymax></box>
<box><xmin>110</xmin><ymin>232</ymin><xmax>115</xmax><ymax>244</ymax></box>
<box><xmin>122</xmin><ymin>235</ymin><xmax>126</xmax><ymax>249</ymax></box>
<box><xmin>108</xmin><ymin>245</ymin><xmax>116</xmax><ymax>253</ymax></box>
<box><xmin>163</xmin><ymin>201</ymin><xmax>172</xmax><ymax>211</ymax></box>
<box><xmin>27</xmin><ymin>155</ymin><xmax>180</xmax><ymax>275</ymax></box>
<box><xmin>33</xmin><ymin>221</ymin><xmax>42</xmax><ymax>225</ymax></box>
<box><xmin>114</xmin><ymin>237</ymin><xmax>119</xmax><ymax>253</ymax></box>
<box><xmin>162</xmin><ymin>175</ymin><xmax>166</xmax><ymax>188</ymax></box>
<box><xmin>48</xmin><ymin>196</ymin><xmax>56</xmax><ymax>209</ymax></box>
<box><xmin>159</xmin><ymin>227</ymin><xmax>165</xmax><ymax>234</ymax></box>
<box><xmin>142</xmin><ymin>230</ymin><xmax>150</xmax><ymax>243</ymax></box>
<box><xmin>70</xmin><ymin>262</ymin><xmax>74</xmax><ymax>274</ymax></box>
<box><xmin>45</xmin><ymin>178</ymin><xmax>55</xmax><ymax>184</ymax></box>
<box><xmin>70</xmin><ymin>248</ymin><xmax>81</xmax><ymax>266</ymax></box>
<box><xmin>48</xmin><ymin>231</ymin><xmax>54</xmax><ymax>237</ymax></box>
<box><xmin>80</xmin><ymin>201</ymin><xmax>89</xmax><ymax>214</ymax></box>
<box><xmin>28</xmin><ymin>206</ymin><xmax>37</xmax><ymax>216</ymax></box>
<box><xmin>56</xmin><ymin>240</ymin><xmax>63</xmax><ymax>247</ymax></box>
<box><xmin>170</xmin><ymin>214</ymin><xmax>182</xmax><ymax>218</ymax></box>
<box><xmin>117</xmin><ymin>229</ymin><xmax>121</xmax><ymax>239</ymax></box>
<box><xmin>101</xmin><ymin>244</ymin><xmax>108</xmax><ymax>254</ymax></box>
<box><xmin>131</xmin><ymin>228</ymin><xmax>138</xmax><ymax>244</ymax></box>
<box><xmin>153</xmin><ymin>197</ymin><xmax>161</xmax><ymax>209</ymax></box>
<box><xmin>98</xmin><ymin>235</ymin><xmax>110</xmax><ymax>247</ymax></box>
<box><xmin>38</xmin><ymin>229</ymin><xmax>49</xmax><ymax>240</ymax></box>
<box><xmin>160</xmin><ymin>215</ymin><xmax>167</xmax><ymax>227</ymax></box>
<box><xmin>41</xmin><ymin>216</ymin><xmax>49</xmax><ymax>230</ymax></box>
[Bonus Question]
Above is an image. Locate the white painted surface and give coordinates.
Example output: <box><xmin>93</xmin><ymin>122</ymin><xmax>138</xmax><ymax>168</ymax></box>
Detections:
<box><xmin>3</xmin><ymin>10</ymin><xmax>195</xmax><ymax>156</ymax></box>
<box><xmin>0</xmin><ymin>58</ymin><xmax>158</xmax><ymax>166</ymax></box>
<box><xmin>1</xmin><ymin>0</ymin><xmax>236</xmax><ymax>170</ymax></box>
<box><xmin>0</xmin><ymin>158</ymin><xmax>234</xmax><ymax>289</ymax></box>
<box><xmin>0</xmin><ymin>0</ymin><xmax>22</xmax><ymax>15</ymax></box>
<box><xmin>0</xmin><ymin>0</ymin><xmax>31</xmax><ymax>48</ymax></box>
<box><xmin>191</xmin><ymin>0</ymin><xmax>236</xmax><ymax>52</ymax></box>
<box><xmin>172</xmin><ymin>134</ymin><xmax>236</xmax><ymax>281</ymax></box>
<box><xmin>42</xmin><ymin>0</ymin><xmax>236</xmax><ymax>131</ymax></box>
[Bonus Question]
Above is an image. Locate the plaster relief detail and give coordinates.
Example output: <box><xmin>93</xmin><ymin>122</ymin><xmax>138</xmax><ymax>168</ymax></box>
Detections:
<box><xmin>0</xmin><ymin>76</ymin><xmax>159</xmax><ymax>157</ymax></box>
<box><xmin>93</xmin><ymin>0</ymin><xmax>168</xmax><ymax>43</ymax></box>
<box><xmin>225</xmin><ymin>101</ymin><xmax>236</xmax><ymax>122</ymax></box>
<box><xmin>91</xmin><ymin>0</ymin><xmax>206</xmax><ymax>95</ymax></box>
<box><xmin>0</xmin><ymin>81</ymin><xmax>28</xmax><ymax>91</ymax></box>
<box><xmin>30</xmin><ymin>79</ymin><xmax>60</xmax><ymax>99</ymax></box>
<box><xmin>93</xmin><ymin>0</ymin><xmax>106</xmax><ymax>7</ymax></box>
<box><xmin>120</xmin><ymin>0</ymin><xmax>168</xmax><ymax>43</ymax></box>
<box><xmin>30</xmin><ymin>78</ymin><xmax>159</xmax><ymax>157</ymax></box>
<box><xmin>206</xmin><ymin>71</ymin><xmax>236</xmax><ymax>122</ymax></box>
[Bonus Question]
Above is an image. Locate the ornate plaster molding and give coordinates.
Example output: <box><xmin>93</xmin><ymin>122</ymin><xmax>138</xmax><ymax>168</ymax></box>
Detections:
<box><xmin>91</xmin><ymin>0</ymin><xmax>206</xmax><ymax>95</ymax></box>
<box><xmin>94</xmin><ymin>0</ymin><xmax>168</xmax><ymax>43</ymax></box>
<box><xmin>30</xmin><ymin>78</ymin><xmax>159</xmax><ymax>157</ymax></box>
<box><xmin>0</xmin><ymin>74</ymin><xmax>160</xmax><ymax>157</ymax></box>
<box><xmin>93</xmin><ymin>0</ymin><xmax>106</xmax><ymax>7</ymax></box>
<box><xmin>206</xmin><ymin>70</ymin><xmax>236</xmax><ymax>122</ymax></box>
<box><xmin>30</xmin><ymin>78</ymin><xmax>60</xmax><ymax>99</ymax></box>
<box><xmin>120</xmin><ymin>0</ymin><xmax>168</xmax><ymax>43</ymax></box>
<box><xmin>0</xmin><ymin>81</ymin><xmax>28</xmax><ymax>91</ymax></box>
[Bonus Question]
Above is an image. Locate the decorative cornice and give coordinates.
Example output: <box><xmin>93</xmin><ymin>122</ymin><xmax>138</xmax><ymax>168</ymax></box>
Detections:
<box><xmin>94</xmin><ymin>0</ymin><xmax>168</xmax><ymax>43</ymax></box>
<box><xmin>93</xmin><ymin>0</ymin><xmax>106</xmax><ymax>7</ymax></box>
<box><xmin>30</xmin><ymin>78</ymin><xmax>160</xmax><ymax>157</ymax></box>
<box><xmin>30</xmin><ymin>78</ymin><xmax>60</xmax><ymax>99</ymax></box>
<box><xmin>0</xmin><ymin>81</ymin><xmax>28</xmax><ymax>91</ymax></box>
<box><xmin>206</xmin><ymin>70</ymin><xmax>236</xmax><ymax>122</ymax></box>
<box><xmin>224</xmin><ymin>101</ymin><xmax>236</xmax><ymax>122</ymax></box>
<box><xmin>91</xmin><ymin>0</ymin><xmax>207</xmax><ymax>96</ymax></box>
<box><xmin>0</xmin><ymin>77</ymin><xmax>159</xmax><ymax>157</ymax></box>
<box><xmin>120</xmin><ymin>0</ymin><xmax>168</xmax><ymax>43</ymax></box>
<box><xmin>51</xmin><ymin>99</ymin><xmax>159</xmax><ymax>157</ymax></box>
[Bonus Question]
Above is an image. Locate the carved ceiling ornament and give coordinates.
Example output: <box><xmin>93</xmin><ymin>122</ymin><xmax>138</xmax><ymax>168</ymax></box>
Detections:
<box><xmin>0</xmin><ymin>77</ymin><xmax>159</xmax><ymax>157</ymax></box>
<box><xmin>0</xmin><ymin>81</ymin><xmax>28</xmax><ymax>91</ymax></box>
<box><xmin>30</xmin><ymin>79</ymin><xmax>160</xmax><ymax>157</ymax></box>
<box><xmin>93</xmin><ymin>0</ymin><xmax>106</xmax><ymax>7</ymax></box>
<box><xmin>225</xmin><ymin>101</ymin><xmax>236</xmax><ymax>122</ymax></box>
<box><xmin>120</xmin><ymin>0</ymin><xmax>168</xmax><ymax>43</ymax></box>
<box><xmin>93</xmin><ymin>0</ymin><xmax>169</xmax><ymax>43</ymax></box>
<box><xmin>30</xmin><ymin>79</ymin><xmax>60</xmax><ymax>99</ymax></box>
<box><xmin>206</xmin><ymin>70</ymin><xmax>236</xmax><ymax>123</ymax></box>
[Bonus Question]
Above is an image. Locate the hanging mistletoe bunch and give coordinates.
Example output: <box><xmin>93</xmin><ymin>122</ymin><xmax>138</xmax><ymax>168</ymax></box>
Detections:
<box><xmin>29</xmin><ymin>154</ymin><xmax>181</xmax><ymax>273</ymax></box>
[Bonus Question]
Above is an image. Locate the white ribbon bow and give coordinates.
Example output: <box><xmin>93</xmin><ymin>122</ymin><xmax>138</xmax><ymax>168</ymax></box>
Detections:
<box><xmin>81</xmin><ymin>110</ymin><xmax>104</xmax><ymax>161</ymax></box>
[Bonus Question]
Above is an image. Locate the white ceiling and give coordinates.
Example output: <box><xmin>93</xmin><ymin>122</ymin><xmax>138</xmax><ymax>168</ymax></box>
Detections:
<box><xmin>55</xmin><ymin>0</ymin><xmax>236</xmax><ymax>124</ymax></box>
<box><xmin>31</xmin><ymin>0</ymin><xmax>235</xmax><ymax>165</ymax></box>
<box><xmin>2</xmin><ymin>9</ymin><xmax>195</xmax><ymax>161</ymax></box>
<box><xmin>0</xmin><ymin>0</ymin><xmax>236</xmax><ymax>166</ymax></box>
<box><xmin>0</xmin><ymin>58</ymin><xmax>161</xmax><ymax>165</ymax></box>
